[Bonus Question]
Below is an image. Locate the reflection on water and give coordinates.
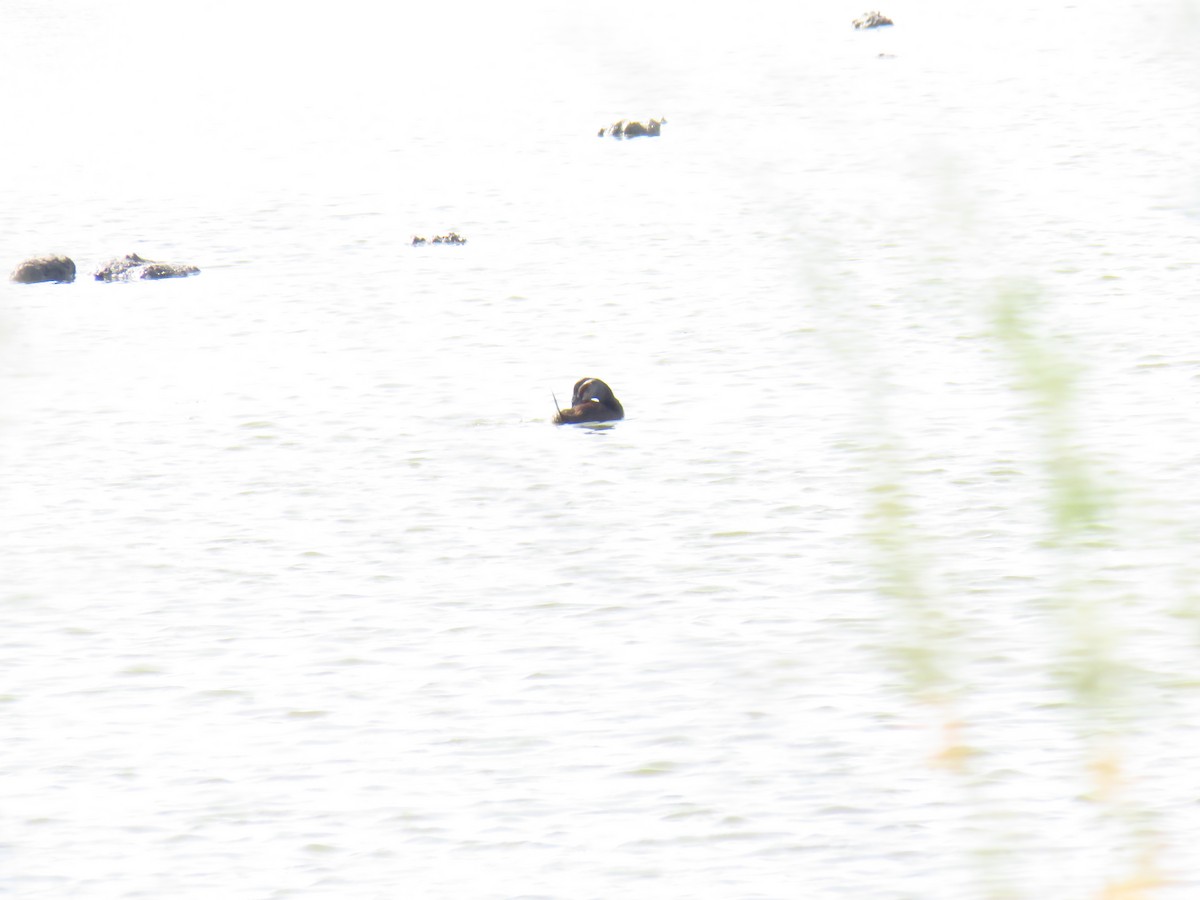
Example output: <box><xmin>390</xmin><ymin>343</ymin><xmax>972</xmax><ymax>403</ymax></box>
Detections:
<box><xmin>3</xmin><ymin>0</ymin><xmax>1200</xmax><ymax>898</ymax></box>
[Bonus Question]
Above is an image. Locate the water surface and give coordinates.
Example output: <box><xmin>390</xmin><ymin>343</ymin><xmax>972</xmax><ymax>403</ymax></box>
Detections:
<box><xmin>3</xmin><ymin>2</ymin><xmax>1200</xmax><ymax>897</ymax></box>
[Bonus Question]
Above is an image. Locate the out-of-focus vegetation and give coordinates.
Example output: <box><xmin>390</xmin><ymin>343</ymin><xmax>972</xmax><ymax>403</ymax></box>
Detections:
<box><xmin>863</xmin><ymin>279</ymin><xmax>1168</xmax><ymax>898</ymax></box>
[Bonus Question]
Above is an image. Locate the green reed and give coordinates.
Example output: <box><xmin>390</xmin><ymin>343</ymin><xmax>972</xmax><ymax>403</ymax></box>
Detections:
<box><xmin>991</xmin><ymin>282</ymin><xmax>1135</xmax><ymax>722</ymax></box>
<box><xmin>990</xmin><ymin>282</ymin><xmax>1162</xmax><ymax>897</ymax></box>
<box><xmin>858</xmin><ymin>278</ymin><xmax>1166</xmax><ymax>898</ymax></box>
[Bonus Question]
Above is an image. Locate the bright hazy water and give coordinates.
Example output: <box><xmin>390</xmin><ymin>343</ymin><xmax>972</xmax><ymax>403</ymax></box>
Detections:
<box><xmin>3</xmin><ymin>1</ymin><xmax>1200</xmax><ymax>897</ymax></box>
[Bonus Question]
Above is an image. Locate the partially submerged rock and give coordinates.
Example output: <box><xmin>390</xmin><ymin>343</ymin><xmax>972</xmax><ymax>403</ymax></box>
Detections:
<box><xmin>137</xmin><ymin>261</ymin><xmax>201</xmax><ymax>279</ymax></box>
<box><xmin>598</xmin><ymin>118</ymin><xmax>666</xmax><ymax>139</ymax></box>
<box><xmin>412</xmin><ymin>232</ymin><xmax>466</xmax><ymax>245</ymax></box>
<box><xmin>10</xmin><ymin>255</ymin><xmax>76</xmax><ymax>284</ymax></box>
<box><xmin>94</xmin><ymin>253</ymin><xmax>199</xmax><ymax>282</ymax></box>
<box><xmin>853</xmin><ymin>11</ymin><xmax>893</xmax><ymax>28</ymax></box>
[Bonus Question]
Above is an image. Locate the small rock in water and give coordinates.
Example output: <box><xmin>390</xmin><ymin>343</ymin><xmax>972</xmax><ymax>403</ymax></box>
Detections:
<box><xmin>598</xmin><ymin>118</ymin><xmax>666</xmax><ymax>139</ymax></box>
<box><xmin>853</xmin><ymin>10</ymin><xmax>893</xmax><ymax>29</ymax></box>
<box><xmin>10</xmin><ymin>254</ymin><xmax>76</xmax><ymax>284</ymax></box>
<box><xmin>93</xmin><ymin>253</ymin><xmax>200</xmax><ymax>282</ymax></box>
<box><xmin>412</xmin><ymin>232</ymin><xmax>466</xmax><ymax>245</ymax></box>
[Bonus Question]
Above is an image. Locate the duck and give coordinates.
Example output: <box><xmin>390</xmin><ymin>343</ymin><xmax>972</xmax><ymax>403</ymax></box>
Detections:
<box><xmin>553</xmin><ymin>377</ymin><xmax>624</xmax><ymax>425</ymax></box>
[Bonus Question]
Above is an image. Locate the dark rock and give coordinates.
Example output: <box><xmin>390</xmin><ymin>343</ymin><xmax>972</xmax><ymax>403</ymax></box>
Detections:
<box><xmin>10</xmin><ymin>255</ymin><xmax>76</xmax><ymax>284</ymax></box>
<box><xmin>412</xmin><ymin>232</ymin><xmax>466</xmax><ymax>245</ymax></box>
<box><xmin>94</xmin><ymin>253</ymin><xmax>199</xmax><ymax>282</ymax></box>
<box><xmin>598</xmin><ymin>118</ymin><xmax>666</xmax><ymax>139</ymax></box>
<box><xmin>93</xmin><ymin>253</ymin><xmax>152</xmax><ymax>281</ymax></box>
<box><xmin>853</xmin><ymin>11</ymin><xmax>893</xmax><ymax>28</ymax></box>
<box><xmin>139</xmin><ymin>262</ymin><xmax>201</xmax><ymax>280</ymax></box>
